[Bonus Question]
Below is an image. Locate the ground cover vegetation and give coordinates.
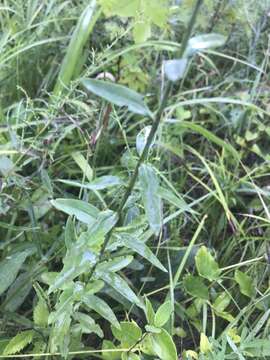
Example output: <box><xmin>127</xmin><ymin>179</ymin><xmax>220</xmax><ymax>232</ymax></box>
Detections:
<box><xmin>0</xmin><ymin>0</ymin><xmax>270</xmax><ymax>359</ymax></box>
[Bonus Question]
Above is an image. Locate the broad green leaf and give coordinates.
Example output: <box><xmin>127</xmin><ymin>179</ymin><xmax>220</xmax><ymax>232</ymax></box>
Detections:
<box><xmin>186</xmin><ymin>34</ymin><xmax>226</xmax><ymax>56</ymax></box>
<box><xmin>101</xmin><ymin>272</ymin><xmax>144</xmax><ymax>310</ymax></box>
<box><xmin>51</xmin><ymin>198</ymin><xmax>99</xmax><ymax>224</ymax></box>
<box><xmin>0</xmin><ymin>251</ymin><xmax>30</xmax><ymax>295</ymax></box>
<box><xmin>59</xmin><ymin>175</ymin><xmax>123</xmax><ymax>191</ymax></box>
<box><xmin>99</xmin><ymin>0</ymin><xmax>140</xmax><ymax>17</ymax></box>
<box><xmin>111</xmin><ymin>321</ymin><xmax>142</xmax><ymax>347</ymax></box>
<box><xmin>33</xmin><ymin>300</ymin><xmax>49</xmax><ymax>327</ymax></box>
<box><xmin>234</xmin><ymin>270</ymin><xmax>255</xmax><ymax>298</ymax></box>
<box><xmin>151</xmin><ymin>329</ymin><xmax>177</xmax><ymax>360</ymax></box>
<box><xmin>82</xmin><ymin>293</ymin><xmax>120</xmax><ymax>329</ymax></box>
<box><xmin>213</xmin><ymin>292</ymin><xmax>231</xmax><ymax>312</ymax></box>
<box><xmin>133</xmin><ymin>20</ymin><xmax>151</xmax><ymax>43</ymax></box>
<box><xmin>154</xmin><ymin>301</ymin><xmax>173</xmax><ymax>327</ymax></box>
<box><xmin>164</xmin><ymin>58</ymin><xmax>188</xmax><ymax>82</ymax></box>
<box><xmin>3</xmin><ymin>331</ymin><xmax>34</xmax><ymax>355</ymax></box>
<box><xmin>102</xmin><ymin>340</ymin><xmax>119</xmax><ymax>360</ymax></box>
<box><xmin>81</xmin><ymin>79</ymin><xmax>152</xmax><ymax>117</ymax></box>
<box><xmin>200</xmin><ymin>333</ymin><xmax>212</xmax><ymax>354</ymax></box>
<box><xmin>139</xmin><ymin>164</ymin><xmax>163</xmax><ymax>235</ymax></box>
<box><xmin>120</xmin><ymin>234</ymin><xmax>167</xmax><ymax>272</ymax></box>
<box><xmin>195</xmin><ymin>246</ymin><xmax>220</xmax><ymax>281</ymax></box>
<box><xmin>183</xmin><ymin>275</ymin><xmax>209</xmax><ymax>300</ymax></box>
<box><xmin>71</xmin><ymin>152</ymin><xmax>93</xmax><ymax>182</ymax></box>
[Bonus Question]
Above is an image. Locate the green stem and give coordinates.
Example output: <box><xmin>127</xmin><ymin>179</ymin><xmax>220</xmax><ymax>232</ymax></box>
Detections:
<box><xmin>87</xmin><ymin>0</ymin><xmax>204</xmax><ymax>281</ymax></box>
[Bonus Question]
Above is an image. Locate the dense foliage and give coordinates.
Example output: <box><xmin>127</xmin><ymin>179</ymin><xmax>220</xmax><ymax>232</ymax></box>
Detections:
<box><xmin>0</xmin><ymin>0</ymin><xmax>270</xmax><ymax>359</ymax></box>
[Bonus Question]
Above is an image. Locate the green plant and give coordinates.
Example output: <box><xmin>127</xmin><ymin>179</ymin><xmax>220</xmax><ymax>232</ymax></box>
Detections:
<box><xmin>0</xmin><ymin>0</ymin><xmax>270</xmax><ymax>359</ymax></box>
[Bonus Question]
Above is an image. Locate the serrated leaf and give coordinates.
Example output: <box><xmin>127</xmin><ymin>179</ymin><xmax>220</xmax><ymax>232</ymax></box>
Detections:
<box><xmin>154</xmin><ymin>301</ymin><xmax>173</xmax><ymax>327</ymax></box>
<box><xmin>139</xmin><ymin>164</ymin><xmax>163</xmax><ymax>235</ymax></box>
<box><xmin>0</xmin><ymin>251</ymin><xmax>30</xmax><ymax>295</ymax></box>
<box><xmin>164</xmin><ymin>58</ymin><xmax>188</xmax><ymax>82</ymax></box>
<box><xmin>4</xmin><ymin>330</ymin><xmax>34</xmax><ymax>355</ymax></box>
<box><xmin>183</xmin><ymin>274</ymin><xmax>209</xmax><ymax>300</ymax></box>
<box><xmin>34</xmin><ymin>301</ymin><xmax>49</xmax><ymax>327</ymax></box>
<box><xmin>111</xmin><ymin>321</ymin><xmax>142</xmax><ymax>347</ymax></box>
<box><xmin>186</xmin><ymin>33</ymin><xmax>226</xmax><ymax>56</ymax></box>
<box><xmin>81</xmin><ymin>79</ymin><xmax>152</xmax><ymax>117</ymax></box>
<box><xmin>235</xmin><ymin>270</ymin><xmax>255</xmax><ymax>298</ymax></box>
<box><xmin>59</xmin><ymin>175</ymin><xmax>123</xmax><ymax>191</ymax></box>
<box><xmin>120</xmin><ymin>234</ymin><xmax>167</xmax><ymax>272</ymax></box>
<box><xmin>101</xmin><ymin>272</ymin><xmax>144</xmax><ymax>310</ymax></box>
<box><xmin>82</xmin><ymin>293</ymin><xmax>120</xmax><ymax>329</ymax></box>
<box><xmin>51</xmin><ymin>198</ymin><xmax>99</xmax><ymax>224</ymax></box>
<box><xmin>195</xmin><ymin>246</ymin><xmax>220</xmax><ymax>281</ymax></box>
<box><xmin>151</xmin><ymin>329</ymin><xmax>177</xmax><ymax>360</ymax></box>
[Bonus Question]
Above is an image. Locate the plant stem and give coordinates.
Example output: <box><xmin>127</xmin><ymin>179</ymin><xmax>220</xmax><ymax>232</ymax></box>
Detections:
<box><xmin>88</xmin><ymin>0</ymin><xmax>204</xmax><ymax>281</ymax></box>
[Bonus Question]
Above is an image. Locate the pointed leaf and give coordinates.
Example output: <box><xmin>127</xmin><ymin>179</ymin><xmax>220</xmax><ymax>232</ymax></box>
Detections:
<box><xmin>183</xmin><ymin>274</ymin><xmax>209</xmax><ymax>300</ymax></box>
<box><xmin>136</xmin><ymin>125</ymin><xmax>154</xmax><ymax>156</ymax></box>
<box><xmin>51</xmin><ymin>198</ymin><xmax>99</xmax><ymax>224</ymax></box>
<box><xmin>82</xmin><ymin>293</ymin><xmax>120</xmax><ymax>329</ymax></box>
<box><xmin>0</xmin><ymin>251</ymin><xmax>30</xmax><ymax>295</ymax></box>
<box><xmin>59</xmin><ymin>175</ymin><xmax>123</xmax><ymax>191</ymax></box>
<box><xmin>101</xmin><ymin>272</ymin><xmax>144</xmax><ymax>309</ymax></box>
<box><xmin>121</xmin><ymin>234</ymin><xmax>167</xmax><ymax>272</ymax></box>
<box><xmin>71</xmin><ymin>152</ymin><xmax>93</xmax><ymax>182</ymax></box>
<box><xmin>154</xmin><ymin>301</ymin><xmax>173</xmax><ymax>327</ymax></box>
<box><xmin>65</xmin><ymin>217</ymin><xmax>76</xmax><ymax>249</ymax></box>
<box><xmin>186</xmin><ymin>33</ymin><xmax>226</xmax><ymax>56</ymax></box>
<box><xmin>195</xmin><ymin>246</ymin><xmax>220</xmax><ymax>281</ymax></box>
<box><xmin>139</xmin><ymin>164</ymin><xmax>163</xmax><ymax>235</ymax></box>
<box><xmin>151</xmin><ymin>329</ymin><xmax>177</xmax><ymax>360</ymax></box>
<box><xmin>111</xmin><ymin>321</ymin><xmax>142</xmax><ymax>347</ymax></box>
<box><xmin>81</xmin><ymin>79</ymin><xmax>152</xmax><ymax>117</ymax></box>
<box><xmin>4</xmin><ymin>330</ymin><xmax>34</xmax><ymax>355</ymax></box>
<box><xmin>235</xmin><ymin>270</ymin><xmax>255</xmax><ymax>298</ymax></box>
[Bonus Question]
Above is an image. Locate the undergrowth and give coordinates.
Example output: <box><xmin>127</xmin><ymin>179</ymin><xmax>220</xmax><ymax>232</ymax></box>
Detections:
<box><xmin>0</xmin><ymin>0</ymin><xmax>270</xmax><ymax>359</ymax></box>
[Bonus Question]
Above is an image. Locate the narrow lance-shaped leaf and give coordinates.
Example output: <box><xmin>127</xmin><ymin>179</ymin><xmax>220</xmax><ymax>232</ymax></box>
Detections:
<box><xmin>54</xmin><ymin>1</ymin><xmax>99</xmax><ymax>95</ymax></box>
<box><xmin>82</xmin><ymin>293</ymin><xmax>120</xmax><ymax>329</ymax></box>
<box><xmin>101</xmin><ymin>272</ymin><xmax>145</xmax><ymax>310</ymax></box>
<box><xmin>81</xmin><ymin>79</ymin><xmax>153</xmax><ymax>117</ymax></box>
<box><xmin>120</xmin><ymin>234</ymin><xmax>167</xmax><ymax>272</ymax></box>
<box><xmin>185</xmin><ymin>33</ymin><xmax>226</xmax><ymax>57</ymax></box>
<box><xmin>139</xmin><ymin>164</ymin><xmax>163</xmax><ymax>236</ymax></box>
<box><xmin>59</xmin><ymin>175</ymin><xmax>123</xmax><ymax>191</ymax></box>
<box><xmin>51</xmin><ymin>199</ymin><xmax>99</xmax><ymax>224</ymax></box>
<box><xmin>0</xmin><ymin>251</ymin><xmax>31</xmax><ymax>295</ymax></box>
